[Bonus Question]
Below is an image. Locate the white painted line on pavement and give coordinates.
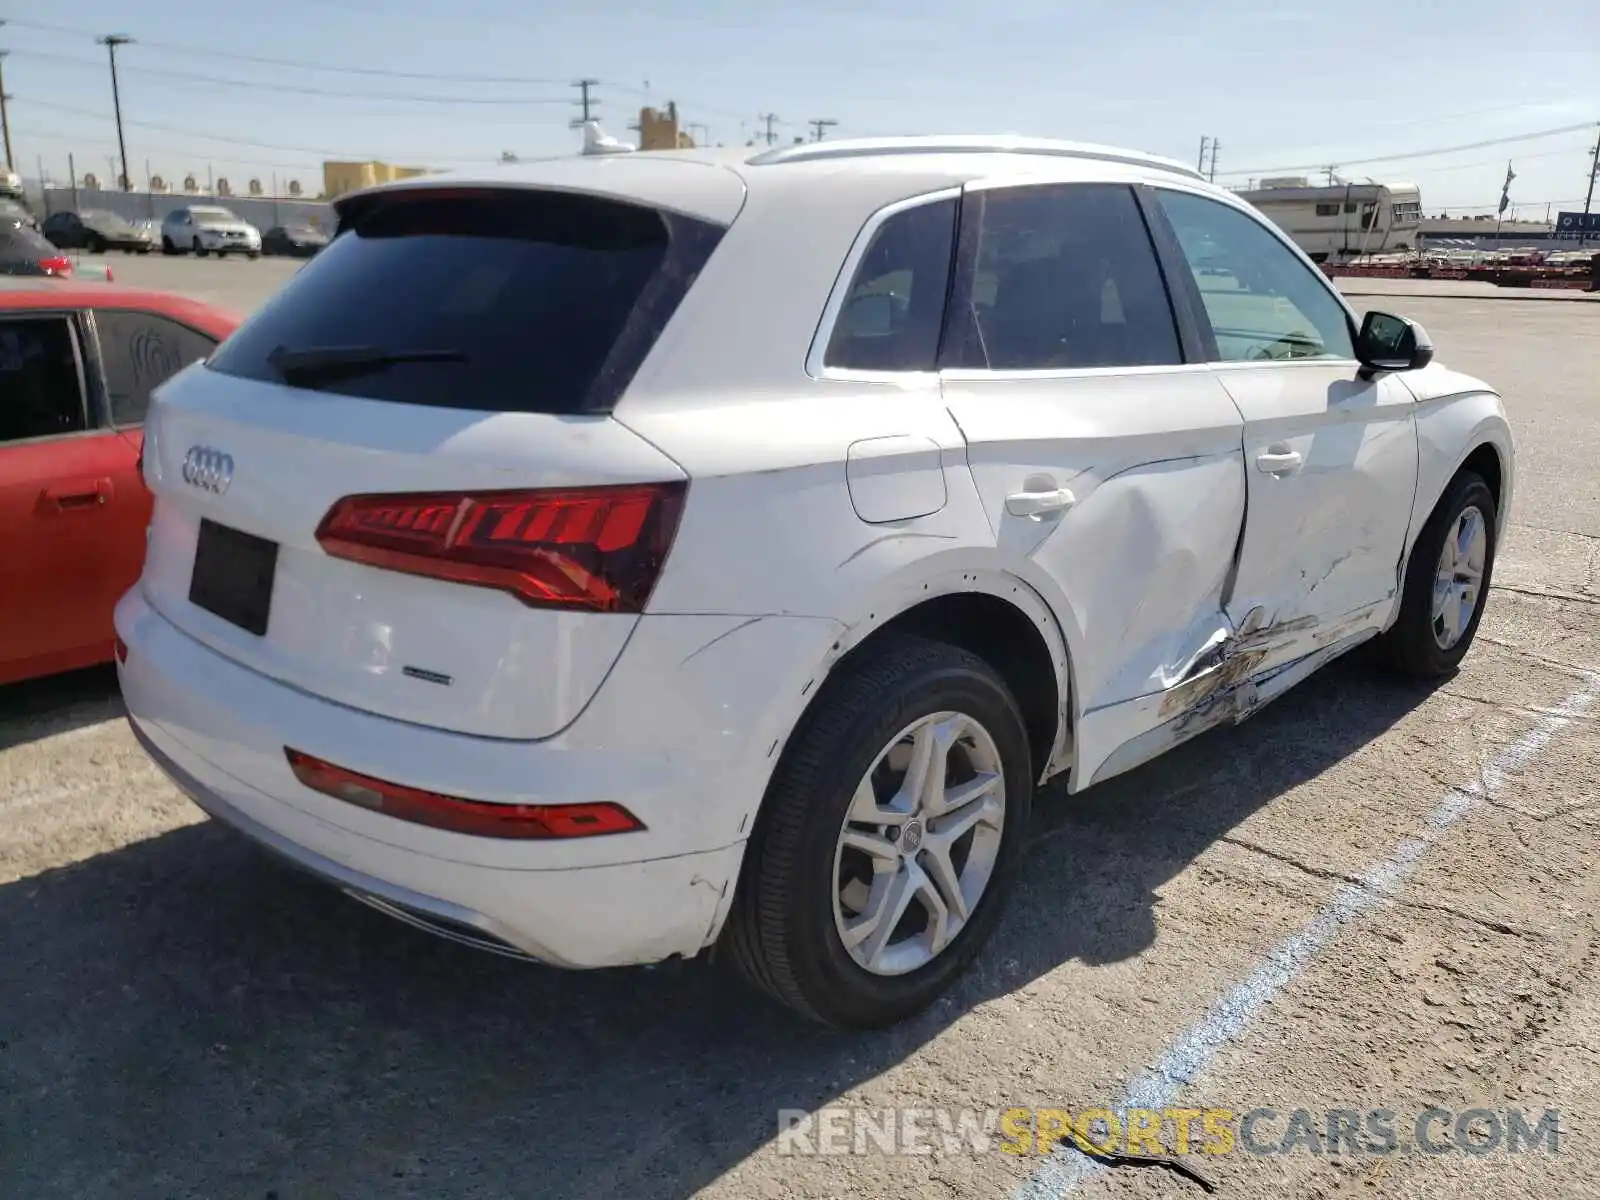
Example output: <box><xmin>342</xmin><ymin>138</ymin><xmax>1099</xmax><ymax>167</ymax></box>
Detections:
<box><xmin>1016</xmin><ymin>674</ymin><xmax>1600</xmax><ymax>1200</ymax></box>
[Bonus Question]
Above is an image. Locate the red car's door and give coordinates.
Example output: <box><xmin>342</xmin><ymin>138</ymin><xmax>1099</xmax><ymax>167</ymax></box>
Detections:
<box><xmin>0</xmin><ymin>310</ymin><xmax>146</xmax><ymax>684</ymax></box>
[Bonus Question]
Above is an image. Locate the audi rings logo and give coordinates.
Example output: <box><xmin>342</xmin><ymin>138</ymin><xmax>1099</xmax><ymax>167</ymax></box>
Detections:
<box><xmin>181</xmin><ymin>446</ymin><xmax>234</xmax><ymax>494</ymax></box>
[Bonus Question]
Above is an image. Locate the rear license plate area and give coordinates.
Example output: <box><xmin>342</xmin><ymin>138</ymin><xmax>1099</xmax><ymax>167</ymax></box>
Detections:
<box><xmin>189</xmin><ymin>518</ymin><xmax>278</xmax><ymax>636</ymax></box>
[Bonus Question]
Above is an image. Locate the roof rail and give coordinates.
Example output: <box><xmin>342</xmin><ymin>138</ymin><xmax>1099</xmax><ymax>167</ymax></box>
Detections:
<box><xmin>746</xmin><ymin>135</ymin><xmax>1205</xmax><ymax>179</ymax></box>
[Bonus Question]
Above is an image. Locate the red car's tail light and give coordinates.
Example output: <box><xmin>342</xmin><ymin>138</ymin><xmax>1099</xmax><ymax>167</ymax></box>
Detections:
<box><xmin>39</xmin><ymin>255</ymin><xmax>72</xmax><ymax>276</ymax></box>
<box><xmin>314</xmin><ymin>481</ymin><xmax>686</xmax><ymax>612</ymax></box>
<box><xmin>286</xmin><ymin>749</ymin><xmax>645</xmax><ymax>839</ymax></box>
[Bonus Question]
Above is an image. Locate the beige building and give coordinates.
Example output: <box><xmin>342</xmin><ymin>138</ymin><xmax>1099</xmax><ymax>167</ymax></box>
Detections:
<box><xmin>637</xmin><ymin>103</ymin><xmax>695</xmax><ymax>152</ymax></box>
<box><xmin>322</xmin><ymin>160</ymin><xmax>431</xmax><ymax>199</ymax></box>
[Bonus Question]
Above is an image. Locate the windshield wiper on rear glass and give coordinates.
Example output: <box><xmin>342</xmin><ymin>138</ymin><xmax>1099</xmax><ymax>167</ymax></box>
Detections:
<box><xmin>265</xmin><ymin>344</ymin><xmax>468</xmax><ymax>385</ymax></box>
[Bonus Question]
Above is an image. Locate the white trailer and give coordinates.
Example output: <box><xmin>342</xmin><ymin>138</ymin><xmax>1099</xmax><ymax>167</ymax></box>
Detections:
<box><xmin>1236</xmin><ymin>177</ymin><xmax>1423</xmax><ymax>263</ymax></box>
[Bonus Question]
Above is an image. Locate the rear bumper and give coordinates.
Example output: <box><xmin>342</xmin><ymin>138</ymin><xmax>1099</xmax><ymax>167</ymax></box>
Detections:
<box><xmin>128</xmin><ymin>715</ymin><xmax>737</xmax><ymax>966</ymax></box>
<box><xmin>115</xmin><ymin>586</ymin><xmax>843</xmax><ymax>967</ymax></box>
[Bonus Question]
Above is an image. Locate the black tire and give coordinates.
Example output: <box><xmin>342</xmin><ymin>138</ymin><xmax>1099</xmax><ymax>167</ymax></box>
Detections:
<box><xmin>137</xmin><ymin>246</ymin><xmax>152</xmax><ymax>255</ymax></box>
<box><xmin>719</xmin><ymin>633</ymin><xmax>1034</xmax><ymax>1029</ymax></box>
<box><xmin>162</xmin><ymin>236</ymin><xmax>178</xmax><ymax>255</ymax></box>
<box><xmin>193</xmin><ymin>237</ymin><xmax>207</xmax><ymax>257</ymax></box>
<box><xmin>87</xmin><ymin>235</ymin><xmax>107</xmax><ymax>254</ymax></box>
<box><xmin>1379</xmin><ymin>470</ymin><xmax>1497</xmax><ymax>679</ymax></box>
<box><xmin>246</xmin><ymin>250</ymin><xmax>260</xmax><ymax>260</ymax></box>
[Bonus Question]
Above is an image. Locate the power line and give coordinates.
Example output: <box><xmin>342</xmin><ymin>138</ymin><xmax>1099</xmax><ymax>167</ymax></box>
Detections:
<box><xmin>6</xmin><ymin>48</ymin><xmax>571</xmax><ymax>105</ymax></box>
<box><xmin>808</xmin><ymin>117</ymin><xmax>838</xmax><ymax>142</ymax></box>
<box><xmin>4</xmin><ymin>17</ymin><xmax>772</xmax><ymax>140</ymax></box>
<box><xmin>0</xmin><ymin>15</ymin><xmax>569</xmax><ymax>83</ymax></box>
<box><xmin>16</xmin><ymin>95</ymin><xmax>512</xmax><ymax>164</ymax></box>
<box><xmin>1222</xmin><ymin>122</ymin><xmax>1599</xmax><ymax>177</ymax></box>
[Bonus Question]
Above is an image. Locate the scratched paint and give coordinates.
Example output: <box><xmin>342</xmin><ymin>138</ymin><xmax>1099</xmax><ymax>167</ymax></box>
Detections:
<box><xmin>1016</xmin><ymin>675</ymin><xmax>1600</xmax><ymax>1200</ymax></box>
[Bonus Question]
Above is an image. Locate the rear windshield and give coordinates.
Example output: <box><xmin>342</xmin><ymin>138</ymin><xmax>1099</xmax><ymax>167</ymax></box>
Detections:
<box><xmin>207</xmin><ymin>188</ymin><xmax>725</xmax><ymax>414</ymax></box>
<box><xmin>0</xmin><ymin>224</ymin><xmax>57</xmax><ymax>260</ymax></box>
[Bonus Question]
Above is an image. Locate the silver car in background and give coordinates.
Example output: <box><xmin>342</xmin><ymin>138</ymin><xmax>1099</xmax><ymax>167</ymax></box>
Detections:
<box><xmin>161</xmin><ymin>205</ymin><xmax>263</xmax><ymax>258</ymax></box>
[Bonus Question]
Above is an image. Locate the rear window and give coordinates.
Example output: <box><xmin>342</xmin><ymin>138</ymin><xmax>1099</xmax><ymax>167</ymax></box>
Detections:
<box><xmin>207</xmin><ymin>188</ymin><xmax>725</xmax><ymax>414</ymax></box>
<box><xmin>0</xmin><ymin>224</ymin><xmax>58</xmax><ymax>261</ymax></box>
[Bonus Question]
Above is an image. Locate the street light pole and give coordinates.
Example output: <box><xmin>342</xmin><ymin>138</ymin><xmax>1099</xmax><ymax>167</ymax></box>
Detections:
<box><xmin>98</xmin><ymin>34</ymin><xmax>134</xmax><ymax>191</ymax></box>
<box><xmin>0</xmin><ymin>50</ymin><xmax>14</xmax><ymax>169</ymax></box>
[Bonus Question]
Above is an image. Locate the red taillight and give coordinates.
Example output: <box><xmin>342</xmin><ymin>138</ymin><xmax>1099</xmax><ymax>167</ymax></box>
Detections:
<box><xmin>314</xmin><ymin>481</ymin><xmax>686</xmax><ymax>612</ymax></box>
<box><xmin>39</xmin><ymin>255</ymin><xmax>72</xmax><ymax>276</ymax></box>
<box><xmin>285</xmin><ymin>748</ymin><xmax>645</xmax><ymax>839</ymax></box>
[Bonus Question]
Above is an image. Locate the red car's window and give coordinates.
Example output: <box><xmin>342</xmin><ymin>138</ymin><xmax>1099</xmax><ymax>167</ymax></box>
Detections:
<box><xmin>94</xmin><ymin>309</ymin><xmax>219</xmax><ymax>426</ymax></box>
<box><xmin>0</xmin><ymin>316</ymin><xmax>87</xmax><ymax>443</ymax></box>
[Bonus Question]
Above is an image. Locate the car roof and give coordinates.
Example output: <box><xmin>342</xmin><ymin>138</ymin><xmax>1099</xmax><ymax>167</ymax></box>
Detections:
<box><xmin>334</xmin><ymin>134</ymin><xmax>1213</xmax><ymax>226</ymax></box>
<box><xmin>0</xmin><ymin>278</ymin><xmax>242</xmax><ymax>335</ymax></box>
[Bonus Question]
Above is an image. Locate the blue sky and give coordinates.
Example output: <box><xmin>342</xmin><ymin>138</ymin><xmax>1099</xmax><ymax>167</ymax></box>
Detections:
<box><xmin>4</xmin><ymin>0</ymin><xmax>1598</xmax><ymax>216</ymax></box>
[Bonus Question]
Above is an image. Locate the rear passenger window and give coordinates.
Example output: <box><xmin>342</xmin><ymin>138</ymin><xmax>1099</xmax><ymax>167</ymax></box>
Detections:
<box><xmin>206</xmin><ymin>189</ymin><xmax>725</xmax><ymax>414</ymax></box>
<box><xmin>94</xmin><ymin>310</ymin><xmax>218</xmax><ymax>426</ymax></box>
<box><xmin>824</xmin><ymin>197</ymin><xmax>957</xmax><ymax>372</ymax></box>
<box><xmin>942</xmin><ymin>184</ymin><xmax>1181</xmax><ymax>371</ymax></box>
<box><xmin>0</xmin><ymin>317</ymin><xmax>88</xmax><ymax>444</ymax></box>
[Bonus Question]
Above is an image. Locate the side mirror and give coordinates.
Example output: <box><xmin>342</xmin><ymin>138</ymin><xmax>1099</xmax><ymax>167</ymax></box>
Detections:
<box><xmin>1356</xmin><ymin>310</ymin><xmax>1434</xmax><ymax>376</ymax></box>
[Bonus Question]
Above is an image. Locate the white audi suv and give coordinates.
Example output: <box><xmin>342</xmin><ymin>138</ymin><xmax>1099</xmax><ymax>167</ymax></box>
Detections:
<box><xmin>117</xmin><ymin>135</ymin><xmax>1513</xmax><ymax>1028</ymax></box>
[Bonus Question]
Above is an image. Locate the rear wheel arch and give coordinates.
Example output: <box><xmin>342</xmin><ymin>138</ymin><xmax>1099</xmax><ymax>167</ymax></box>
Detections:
<box><xmin>796</xmin><ymin>569</ymin><xmax>1075</xmax><ymax>788</ymax></box>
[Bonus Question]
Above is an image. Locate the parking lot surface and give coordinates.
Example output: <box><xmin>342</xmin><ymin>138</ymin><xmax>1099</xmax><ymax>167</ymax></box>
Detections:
<box><xmin>2</xmin><ymin>262</ymin><xmax>1597</xmax><ymax>1199</ymax></box>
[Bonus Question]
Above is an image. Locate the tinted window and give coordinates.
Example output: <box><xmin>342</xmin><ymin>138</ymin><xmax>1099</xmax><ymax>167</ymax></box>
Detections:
<box><xmin>0</xmin><ymin>223</ymin><xmax>59</xmax><ymax>265</ymax></box>
<box><xmin>208</xmin><ymin>188</ymin><xmax>723</xmax><ymax>414</ymax></box>
<box><xmin>95</xmin><ymin>310</ymin><xmax>219</xmax><ymax>425</ymax></box>
<box><xmin>824</xmin><ymin>197</ymin><xmax>956</xmax><ymax>372</ymax></box>
<box><xmin>943</xmin><ymin>184</ymin><xmax>1181</xmax><ymax>371</ymax></box>
<box><xmin>1157</xmin><ymin>189</ymin><xmax>1355</xmax><ymax>362</ymax></box>
<box><xmin>0</xmin><ymin>318</ymin><xmax>87</xmax><ymax>443</ymax></box>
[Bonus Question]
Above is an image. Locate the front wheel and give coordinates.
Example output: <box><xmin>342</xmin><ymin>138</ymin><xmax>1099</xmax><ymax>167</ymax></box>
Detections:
<box><xmin>720</xmin><ymin>634</ymin><xmax>1034</xmax><ymax>1028</ymax></box>
<box><xmin>1379</xmin><ymin>470</ymin><xmax>1497</xmax><ymax>678</ymax></box>
<box><xmin>193</xmin><ymin>237</ymin><xmax>207</xmax><ymax>257</ymax></box>
<box><xmin>246</xmin><ymin>250</ymin><xmax>260</xmax><ymax>259</ymax></box>
<box><xmin>87</xmin><ymin>235</ymin><xmax>107</xmax><ymax>254</ymax></box>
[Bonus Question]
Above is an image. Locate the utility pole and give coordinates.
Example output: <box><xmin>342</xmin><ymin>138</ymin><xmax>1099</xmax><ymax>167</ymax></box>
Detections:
<box><xmin>1582</xmin><ymin>126</ymin><xmax>1600</xmax><ymax>246</ymax></box>
<box><xmin>569</xmin><ymin>78</ymin><xmax>600</xmax><ymax>129</ymax></box>
<box><xmin>1197</xmin><ymin>136</ymin><xmax>1210</xmax><ymax>174</ymax></box>
<box><xmin>1207</xmin><ymin>139</ymin><xmax>1219</xmax><ymax>183</ymax></box>
<box><xmin>1323</xmin><ymin>164</ymin><xmax>1339</xmax><ymax>186</ymax></box>
<box><xmin>757</xmin><ymin>113</ymin><xmax>779</xmax><ymax>146</ymax></box>
<box><xmin>98</xmin><ymin>34</ymin><xmax>133</xmax><ymax>191</ymax></box>
<box><xmin>0</xmin><ymin>49</ymin><xmax>13</xmax><ymax>169</ymax></box>
<box><xmin>808</xmin><ymin>118</ymin><xmax>838</xmax><ymax>143</ymax></box>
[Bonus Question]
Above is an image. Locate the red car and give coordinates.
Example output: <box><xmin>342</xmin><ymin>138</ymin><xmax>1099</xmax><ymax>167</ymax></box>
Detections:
<box><xmin>0</xmin><ymin>279</ymin><xmax>240</xmax><ymax>685</ymax></box>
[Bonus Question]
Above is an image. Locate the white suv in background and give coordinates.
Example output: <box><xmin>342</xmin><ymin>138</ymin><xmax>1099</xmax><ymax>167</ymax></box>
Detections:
<box><xmin>160</xmin><ymin>205</ymin><xmax>262</xmax><ymax>258</ymax></box>
<box><xmin>117</xmin><ymin>136</ymin><xmax>1513</xmax><ymax>1028</ymax></box>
